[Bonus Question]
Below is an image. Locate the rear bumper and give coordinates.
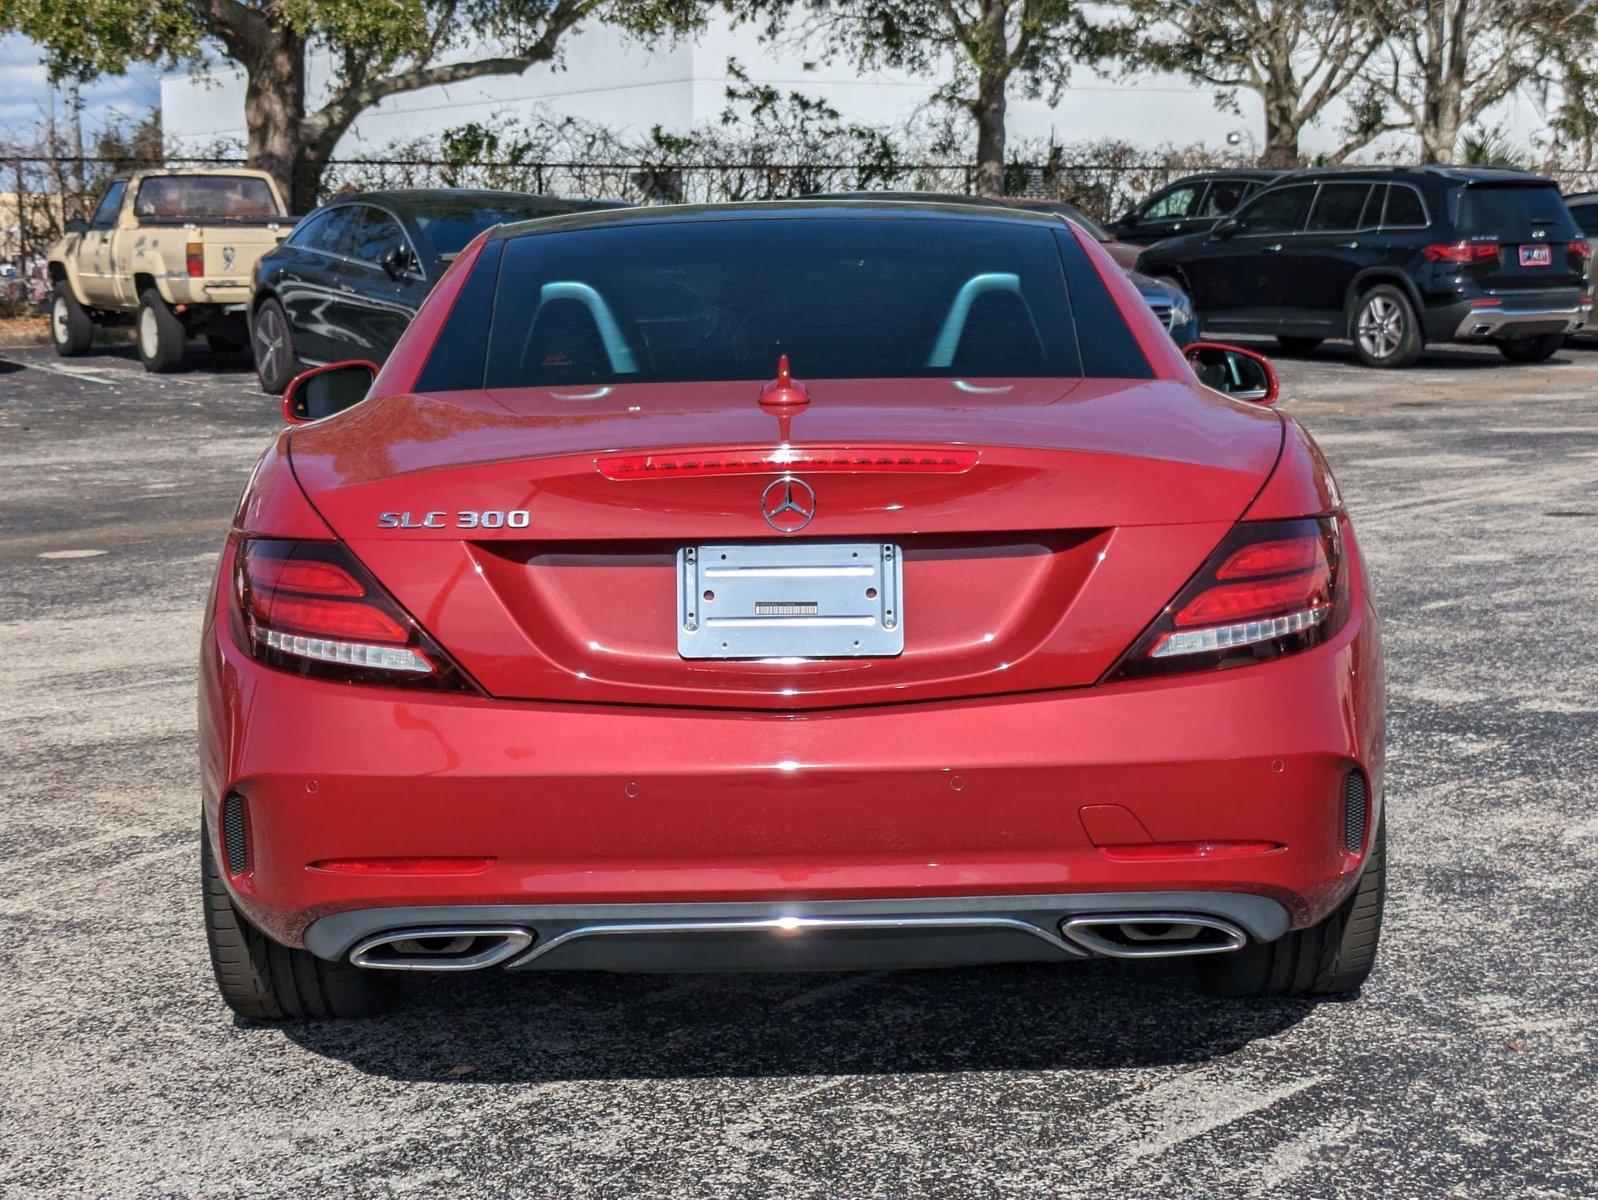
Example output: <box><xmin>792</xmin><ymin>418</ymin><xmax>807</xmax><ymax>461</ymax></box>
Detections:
<box><xmin>200</xmin><ymin>583</ymin><xmax>1384</xmax><ymax>962</ymax></box>
<box><xmin>304</xmin><ymin>892</ymin><xmax>1292</xmax><ymax>971</ymax></box>
<box><xmin>1426</xmin><ymin>295</ymin><xmax>1590</xmax><ymax>341</ymax></box>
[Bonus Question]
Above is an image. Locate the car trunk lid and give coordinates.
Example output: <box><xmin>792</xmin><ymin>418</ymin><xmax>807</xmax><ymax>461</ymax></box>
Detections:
<box><xmin>288</xmin><ymin>376</ymin><xmax>1283</xmax><ymax>709</ymax></box>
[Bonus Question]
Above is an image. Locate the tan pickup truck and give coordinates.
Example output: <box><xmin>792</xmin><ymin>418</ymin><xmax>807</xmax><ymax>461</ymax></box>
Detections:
<box><xmin>48</xmin><ymin>168</ymin><xmax>295</xmax><ymax>372</ymax></box>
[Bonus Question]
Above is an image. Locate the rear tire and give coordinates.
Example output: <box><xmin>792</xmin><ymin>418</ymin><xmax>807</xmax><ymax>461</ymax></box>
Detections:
<box><xmin>202</xmin><ymin>829</ymin><xmax>397</xmax><ymax>1021</ymax></box>
<box><xmin>1196</xmin><ymin>817</ymin><xmax>1386</xmax><ymax>998</ymax></box>
<box><xmin>136</xmin><ymin>288</ymin><xmax>186</xmax><ymax>373</ymax></box>
<box><xmin>251</xmin><ymin>298</ymin><xmax>299</xmax><ymax>394</ymax></box>
<box><xmin>1275</xmin><ymin>336</ymin><xmax>1323</xmax><ymax>354</ymax></box>
<box><xmin>50</xmin><ymin>283</ymin><xmax>94</xmax><ymax>356</ymax></box>
<box><xmin>1350</xmin><ymin>285</ymin><xmax>1423</xmax><ymax>368</ymax></box>
<box><xmin>1495</xmin><ymin>333</ymin><xmax>1563</xmax><ymax>363</ymax></box>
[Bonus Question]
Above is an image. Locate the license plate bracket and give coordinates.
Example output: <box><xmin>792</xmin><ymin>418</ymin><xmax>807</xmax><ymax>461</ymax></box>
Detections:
<box><xmin>1519</xmin><ymin>244</ymin><xmax>1551</xmax><ymax>266</ymax></box>
<box><xmin>678</xmin><ymin>542</ymin><xmax>904</xmax><ymax>659</ymax></box>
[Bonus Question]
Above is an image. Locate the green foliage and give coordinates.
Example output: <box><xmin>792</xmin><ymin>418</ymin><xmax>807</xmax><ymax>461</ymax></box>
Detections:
<box><xmin>1460</xmin><ymin>127</ymin><xmax>1533</xmax><ymax>170</ymax></box>
<box><xmin>4</xmin><ymin>1</ymin><xmax>709</xmax><ymax>82</ymax></box>
<box><xmin>740</xmin><ymin>1</ymin><xmax>1107</xmax><ymax>112</ymax></box>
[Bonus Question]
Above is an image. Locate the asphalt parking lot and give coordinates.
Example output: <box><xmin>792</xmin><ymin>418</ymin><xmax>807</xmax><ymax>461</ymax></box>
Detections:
<box><xmin>1</xmin><ymin>337</ymin><xmax>1595</xmax><ymax>1199</ymax></box>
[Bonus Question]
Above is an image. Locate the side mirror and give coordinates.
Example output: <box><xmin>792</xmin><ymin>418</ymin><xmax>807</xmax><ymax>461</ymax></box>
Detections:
<box><xmin>65</xmin><ymin>218</ymin><xmax>88</xmax><ymax>235</ymax></box>
<box><xmin>1211</xmin><ymin>218</ymin><xmax>1240</xmax><ymax>240</ymax></box>
<box><xmin>282</xmin><ymin>360</ymin><xmax>377</xmax><ymax>424</ymax></box>
<box><xmin>1184</xmin><ymin>341</ymin><xmax>1279</xmax><ymax>405</ymax></box>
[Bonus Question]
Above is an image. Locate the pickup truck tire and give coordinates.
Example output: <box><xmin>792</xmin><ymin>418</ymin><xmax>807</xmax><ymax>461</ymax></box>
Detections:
<box><xmin>51</xmin><ymin>283</ymin><xmax>94</xmax><ymax>357</ymax></box>
<box><xmin>137</xmin><ymin>288</ymin><xmax>187</xmax><ymax>373</ymax></box>
<box><xmin>203</xmin><ymin>830</ymin><xmax>397</xmax><ymax>1022</ymax></box>
<box><xmin>251</xmin><ymin>298</ymin><xmax>299</xmax><ymax>394</ymax></box>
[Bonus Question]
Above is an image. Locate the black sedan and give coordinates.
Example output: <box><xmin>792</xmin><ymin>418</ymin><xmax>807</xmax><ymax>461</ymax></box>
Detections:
<box><xmin>248</xmin><ymin>189</ymin><xmax>627</xmax><ymax>392</ymax></box>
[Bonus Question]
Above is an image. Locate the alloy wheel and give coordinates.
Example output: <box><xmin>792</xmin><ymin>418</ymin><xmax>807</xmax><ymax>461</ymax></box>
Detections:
<box><xmin>254</xmin><ymin>308</ymin><xmax>283</xmax><ymax>380</ymax></box>
<box><xmin>1357</xmin><ymin>295</ymin><xmax>1404</xmax><ymax>361</ymax></box>
<box><xmin>52</xmin><ymin>296</ymin><xmax>69</xmax><ymax>345</ymax></box>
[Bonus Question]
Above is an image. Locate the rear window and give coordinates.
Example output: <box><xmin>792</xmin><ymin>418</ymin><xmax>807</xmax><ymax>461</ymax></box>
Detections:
<box><xmin>1459</xmin><ymin>184</ymin><xmax>1579</xmax><ymax>239</ymax></box>
<box><xmin>476</xmin><ymin>217</ymin><xmax>1108</xmax><ymax>388</ymax></box>
<box><xmin>132</xmin><ymin>175</ymin><xmax>282</xmax><ymax>220</ymax></box>
<box><xmin>411</xmin><ymin>196</ymin><xmax>582</xmax><ymax>258</ymax></box>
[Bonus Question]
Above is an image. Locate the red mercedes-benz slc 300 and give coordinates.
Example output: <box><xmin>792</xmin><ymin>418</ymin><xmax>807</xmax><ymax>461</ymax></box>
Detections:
<box><xmin>199</xmin><ymin>201</ymin><xmax>1384</xmax><ymax>1019</ymax></box>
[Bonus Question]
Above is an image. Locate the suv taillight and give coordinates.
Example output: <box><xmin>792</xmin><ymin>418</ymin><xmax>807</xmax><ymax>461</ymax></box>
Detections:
<box><xmin>1423</xmin><ymin>241</ymin><xmax>1499</xmax><ymax>263</ymax></box>
<box><xmin>1107</xmin><ymin>517</ymin><xmax>1350</xmax><ymax>681</ymax></box>
<box><xmin>230</xmin><ymin>537</ymin><xmax>474</xmax><ymax>691</ymax></box>
<box><xmin>186</xmin><ymin>241</ymin><xmax>204</xmax><ymax>277</ymax></box>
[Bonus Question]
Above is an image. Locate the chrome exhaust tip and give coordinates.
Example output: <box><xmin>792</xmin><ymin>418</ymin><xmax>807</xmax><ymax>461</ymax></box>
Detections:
<box><xmin>1060</xmin><ymin>913</ymin><xmax>1247</xmax><ymax>959</ymax></box>
<box><xmin>348</xmin><ymin>926</ymin><xmax>534</xmax><ymax>971</ymax></box>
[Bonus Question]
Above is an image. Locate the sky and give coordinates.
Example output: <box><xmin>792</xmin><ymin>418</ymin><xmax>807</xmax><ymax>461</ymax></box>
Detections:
<box><xmin>0</xmin><ymin>35</ymin><xmax>162</xmax><ymax>143</ymax></box>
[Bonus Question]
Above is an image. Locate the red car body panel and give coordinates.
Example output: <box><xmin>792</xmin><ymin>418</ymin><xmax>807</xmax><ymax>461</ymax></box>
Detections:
<box><xmin>200</xmin><ymin>205</ymin><xmax>1383</xmax><ymax>969</ymax></box>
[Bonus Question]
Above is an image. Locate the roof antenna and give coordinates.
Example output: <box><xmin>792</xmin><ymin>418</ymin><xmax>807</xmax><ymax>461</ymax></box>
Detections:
<box><xmin>759</xmin><ymin>353</ymin><xmax>809</xmax><ymax>440</ymax></box>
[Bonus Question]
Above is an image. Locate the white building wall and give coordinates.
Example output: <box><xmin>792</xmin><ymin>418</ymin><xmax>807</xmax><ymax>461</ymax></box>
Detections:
<box><xmin>159</xmin><ymin>14</ymin><xmax>1551</xmax><ymax>164</ymax></box>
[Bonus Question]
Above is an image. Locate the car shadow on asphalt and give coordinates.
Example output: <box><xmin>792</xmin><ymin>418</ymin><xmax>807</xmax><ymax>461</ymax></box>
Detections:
<box><xmin>274</xmin><ymin>960</ymin><xmax>1324</xmax><ymax>1081</ymax></box>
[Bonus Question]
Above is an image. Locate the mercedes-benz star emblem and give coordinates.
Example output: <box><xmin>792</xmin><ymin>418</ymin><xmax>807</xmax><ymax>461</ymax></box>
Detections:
<box><xmin>760</xmin><ymin>476</ymin><xmax>816</xmax><ymax>533</ymax></box>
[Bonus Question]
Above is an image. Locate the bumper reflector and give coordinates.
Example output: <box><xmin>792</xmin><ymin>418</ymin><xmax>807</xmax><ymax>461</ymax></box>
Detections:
<box><xmin>310</xmin><ymin>857</ymin><xmax>497</xmax><ymax>875</ymax></box>
<box><xmin>1098</xmin><ymin>840</ymin><xmax>1281</xmax><ymax>862</ymax></box>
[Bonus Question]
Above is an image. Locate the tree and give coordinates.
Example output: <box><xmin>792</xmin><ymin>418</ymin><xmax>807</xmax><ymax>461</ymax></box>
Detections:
<box><xmin>1542</xmin><ymin>4</ymin><xmax>1598</xmax><ymax>169</ymax></box>
<box><xmin>737</xmin><ymin>1</ymin><xmax>1114</xmax><ymax>197</ymax></box>
<box><xmin>1117</xmin><ymin>1</ymin><xmax>1392</xmax><ymax>167</ymax></box>
<box><xmin>1345</xmin><ymin>0</ymin><xmax>1586</xmax><ymax>164</ymax></box>
<box><xmin>3</xmin><ymin>1</ymin><xmax>706</xmax><ymax>210</ymax></box>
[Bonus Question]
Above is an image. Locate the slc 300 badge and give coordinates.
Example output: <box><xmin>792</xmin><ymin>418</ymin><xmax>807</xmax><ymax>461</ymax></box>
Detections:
<box><xmin>378</xmin><ymin>510</ymin><xmax>531</xmax><ymax>530</ymax></box>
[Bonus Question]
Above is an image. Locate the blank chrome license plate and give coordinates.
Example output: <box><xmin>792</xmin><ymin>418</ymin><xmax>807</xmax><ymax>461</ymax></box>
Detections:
<box><xmin>1519</xmin><ymin>244</ymin><xmax>1551</xmax><ymax>266</ymax></box>
<box><xmin>678</xmin><ymin>542</ymin><xmax>904</xmax><ymax>659</ymax></box>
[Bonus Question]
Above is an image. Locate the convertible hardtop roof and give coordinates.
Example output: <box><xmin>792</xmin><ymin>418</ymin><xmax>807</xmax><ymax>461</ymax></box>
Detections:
<box><xmin>487</xmin><ymin>198</ymin><xmax>1070</xmax><ymax>241</ymax></box>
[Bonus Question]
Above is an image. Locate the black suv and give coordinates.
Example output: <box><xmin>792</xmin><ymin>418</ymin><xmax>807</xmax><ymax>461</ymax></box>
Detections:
<box><xmin>1107</xmin><ymin>171</ymin><xmax>1282</xmax><ymax>246</ymax></box>
<box><xmin>1137</xmin><ymin>167</ymin><xmax>1592</xmax><ymax>368</ymax></box>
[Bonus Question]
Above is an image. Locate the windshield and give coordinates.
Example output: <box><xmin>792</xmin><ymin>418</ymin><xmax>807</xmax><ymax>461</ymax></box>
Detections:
<box><xmin>1459</xmin><ymin>184</ymin><xmax>1578</xmax><ymax>239</ymax></box>
<box><xmin>482</xmin><ymin>217</ymin><xmax>1085</xmax><ymax>387</ymax></box>
<box><xmin>412</xmin><ymin>197</ymin><xmax>582</xmax><ymax>258</ymax></box>
<box><xmin>132</xmin><ymin>175</ymin><xmax>282</xmax><ymax>220</ymax></box>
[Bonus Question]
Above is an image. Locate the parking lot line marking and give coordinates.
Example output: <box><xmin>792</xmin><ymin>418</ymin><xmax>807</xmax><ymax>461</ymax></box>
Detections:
<box><xmin>9</xmin><ymin>358</ymin><xmax>121</xmax><ymax>386</ymax></box>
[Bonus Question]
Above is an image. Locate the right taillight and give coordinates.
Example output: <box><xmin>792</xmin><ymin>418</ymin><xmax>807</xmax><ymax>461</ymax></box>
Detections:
<box><xmin>1107</xmin><ymin>517</ymin><xmax>1350</xmax><ymax>681</ymax></box>
<box><xmin>1423</xmin><ymin>241</ymin><xmax>1499</xmax><ymax>263</ymax></box>
<box><xmin>230</xmin><ymin>536</ymin><xmax>475</xmax><ymax>691</ymax></box>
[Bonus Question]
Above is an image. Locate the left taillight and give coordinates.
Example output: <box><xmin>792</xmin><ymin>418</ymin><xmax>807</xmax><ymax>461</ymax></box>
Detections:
<box><xmin>186</xmin><ymin>240</ymin><xmax>204</xmax><ymax>277</ymax></box>
<box><xmin>1107</xmin><ymin>517</ymin><xmax>1350</xmax><ymax>681</ymax></box>
<box><xmin>230</xmin><ymin>537</ymin><xmax>474</xmax><ymax>691</ymax></box>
